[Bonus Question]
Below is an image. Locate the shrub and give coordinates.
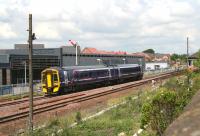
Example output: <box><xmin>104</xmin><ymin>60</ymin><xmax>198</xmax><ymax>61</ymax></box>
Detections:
<box><xmin>141</xmin><ymin>73</ymin><xmax>200</xmax><ymax>135</ymax></box>
<box><xmin>75</xmin><ymin>111</ymin><xmax>82</xmax><ymax>124</ymax></box>
<box><xmin>141</xmin><ymin>88</ymin><xmax>178</xmax><ymax>135</ymax></box>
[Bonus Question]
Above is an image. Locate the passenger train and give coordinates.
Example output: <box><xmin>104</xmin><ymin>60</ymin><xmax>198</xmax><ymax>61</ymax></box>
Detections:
<box><xmin>41</xmin><ymin>64</ymin><xmax>144</xmax><ymax>95</ymax></box>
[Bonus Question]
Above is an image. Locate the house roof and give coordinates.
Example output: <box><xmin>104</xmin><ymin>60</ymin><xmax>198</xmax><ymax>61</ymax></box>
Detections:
<box><xmin>132</xmin><ymin>52</ymin><xmax>171</xmax><ymax>62</ymax></box>
<box><xmin>154</xmin><ymin>53</ymin><xmax>170</xmax><ymax>58</ymax></box>
<box><xmin>189</xmin><ymin>52</ymin><xmax>199</xmax><ymax>59</ymax></box>
<box><xmin>132</xmin><ymin>52</ymin><xmax>152</xmax><ymax>61</ymax></box>
<box><xmin>82</xmin><ymin>47</ymin><xmax>127</xmax><ymax>55</ymax></box>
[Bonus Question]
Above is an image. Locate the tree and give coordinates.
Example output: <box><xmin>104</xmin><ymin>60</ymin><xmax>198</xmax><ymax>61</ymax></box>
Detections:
<box><xmin>171</xmin><ymin>54</ymin><xmax>187</xmax><ymax>64</ymax></box>
<box><xmin>143</xmin><ymin>49</ymin><xmax>155</xmax><ymax>54</ymax></box>
<box><xmin>193</xmin><ymin>50</ymin><xmax>200</xmax><ymax>68</ymax></box>
<box><xmin>170</xmin><ymin>54</ymin><xmax>179</xmax><ymax>61</ymax></box>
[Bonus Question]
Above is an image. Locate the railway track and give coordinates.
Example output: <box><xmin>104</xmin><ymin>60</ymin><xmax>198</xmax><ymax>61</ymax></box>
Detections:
<box><xmin>0</xmin><ymin>70</ymin><xmax>177</xmax><ymax>107</ymax></box>
<box><xmin>0</xmin><ymin>70</ymin><xmax>182</xmax><ymax>124</ymax></box>
<box><xmin>0</xmin><ymin>96</ymin><xmax>48</xmax><ymax>107</ymax></box>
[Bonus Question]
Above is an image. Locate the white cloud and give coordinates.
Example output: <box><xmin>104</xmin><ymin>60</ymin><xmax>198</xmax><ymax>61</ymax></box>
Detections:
<box><xmin>0</xmin><ymin>8</ymin><xmax>7</xmax><ymax>17</ymax></box>
<box><xmin>170</xmin><ymin>1</ymin><xmax>194</xmax><ymax>16</ymax></box>
<box><xmin>139</xmin><ymin>1</ymin><xmax>172</xmax><ymax>25</ymax></box>
<box><xmin>0</xmin><ymin>23</ymin><xmax>17</xmax><ymax>38</ymax></box>
<box><xmin>59</xmin><ymin>22</ymin><xmax>81</xmax><ymax>34</ymax></box>
<box><xmin>0</xmin><ymin>0</ymin><xmax>199</xmax><ymax>54</ymax></box>
<box><xmin>34</xmin><ymin>22</ymin><xmax>61</xmax><ymax>40</ymax></box>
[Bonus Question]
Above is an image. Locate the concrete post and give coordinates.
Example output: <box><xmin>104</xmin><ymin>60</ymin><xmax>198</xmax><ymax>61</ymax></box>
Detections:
<box><xmin>6</xmin><ymin>69</ymin><xmax>11</xmax><ymax>85</ymax></box>
<box><xmin>28</xmin><ymin>13</ymin><xmax>34</xmax><ymax>133</ymax></box>
<box><xmin>0</xmin><ymin>69</ymin><xmax>2</xmax><ymax>85</ymax></box>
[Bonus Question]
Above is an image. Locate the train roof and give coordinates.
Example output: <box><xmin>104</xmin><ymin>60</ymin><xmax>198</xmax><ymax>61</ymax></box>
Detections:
<box><xmin>42</xmin><ymin>64</ymin><xmax>141</xmax><ymax>72</ymax></box>
<box><xmin>62</xmin><ymin>65</ymin><xmax>107</xmax><ymax>70</ymax></box>
<box><xmin>117</xmin><ymin>64</ymin><xmax>140</xmax><ymax>67</ymax></box>
<box><xmin>61</xmin><ymin>64</ymin><xmax>140</xmax><ymax>71</ymax></box>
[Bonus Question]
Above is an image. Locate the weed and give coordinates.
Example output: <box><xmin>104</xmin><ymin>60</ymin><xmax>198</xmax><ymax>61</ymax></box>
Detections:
<box><xmin>141</xmin><ymin>73</ymin><xmax>200</xmax><ymax>135</ymax></box>
<box><xmin>75</xmin><ymin>111</ymin><xmax>82</xmax><ymax>124</ymax></box>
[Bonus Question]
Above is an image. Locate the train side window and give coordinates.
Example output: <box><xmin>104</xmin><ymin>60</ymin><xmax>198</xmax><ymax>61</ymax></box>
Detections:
<box><xmin>79</xmin><ymin>71</ymin><xmax>89</xmax><ymax>79</ymax></box>
<box><xmin>79</xmin><ymin>72</ymin><xmax>83</xmax><ymax>79</ymax></box>
<box><xmin>83</xmin><ymin>72</ymin><xmax>86</xmax><ymax>78</ymax></box>
<box><xmin>111</xmin><ymin>69</ymin><xmax>114</xmax><ymax>76</ymax></box>
<box><xmin>91</xmin><ymin>71</ymin><xmax>95</xmax><ymax>78</ymax></box>
<box><xmin>53</xmin><ymin>74</ymin><xmax>58</xmax><ymax>82</ymax></box>
<box><xmin>82</xmin><ymin>72</ymin><xmax>86</xmax><ymax>79</ymax></box>
<box><xmin>89</xmin><ymin>71</ymin><xmax>92</xmax><ymax>78</ymax></box>
<box><xmin>99</xmin><ymin>70</ymin><xmax>103</xmax><ymax>77</ymax></box>
<box><xmin>86</xmin><ymin>71</ymin><xmax>89</xmax><ymax>78</ymax></box>
<box><xmin>64</xmin><ymin>71</ymin><xmax>68</xmax><ymax>82</ymax></box>
<box><xmin>105</xmin><ymin>70</ymin><xmax>108</xmax><ymax>76</ymax></box>
<box><xmin>100</xmin><ymin>70</ymin><xmax>108</xmax><ymax>77</ymax></box>
<box><xmin>99</xmin><ymin>70</ymin><xmax>102</xmax><ymax>77</ymax></box>
<box><xmin>96</xmin><ymin>70</ymin><xmax>99</xmax><ymax>77</ymax></box>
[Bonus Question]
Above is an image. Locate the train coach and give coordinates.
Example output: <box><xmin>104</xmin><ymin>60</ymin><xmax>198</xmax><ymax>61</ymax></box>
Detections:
<box><xmin>41</xmin><ymin>64</ymin><xmax>143</xmax><ymax>95</ymax></box>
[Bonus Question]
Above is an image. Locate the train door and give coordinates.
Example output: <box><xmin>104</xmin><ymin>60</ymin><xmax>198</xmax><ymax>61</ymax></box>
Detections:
<box><xmin>41</xmin><ymin>71</ymin><xmax>53</xmax><ymax>93</ymax></box>
<box><xmin>52</xmin><ymin>72</ymin><xmax>58</xmax><ymax>87</ymax></box>
<box><xmin>47</xmin><ymin>72</ymin><xmax>52</xmax><ymax>88</ymax></box>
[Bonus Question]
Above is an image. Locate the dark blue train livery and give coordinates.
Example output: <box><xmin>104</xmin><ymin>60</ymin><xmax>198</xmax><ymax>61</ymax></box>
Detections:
<box><xmin>41</xmin><ymin>64</ymin><xmax>143</xmax><ymax>95</ymax></box>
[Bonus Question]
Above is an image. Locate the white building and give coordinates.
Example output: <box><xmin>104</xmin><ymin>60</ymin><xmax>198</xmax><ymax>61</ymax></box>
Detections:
<box><xmin>145</xmin><ymin>62</ymin><xmax>169</xmax><ymax>71</ymax></box>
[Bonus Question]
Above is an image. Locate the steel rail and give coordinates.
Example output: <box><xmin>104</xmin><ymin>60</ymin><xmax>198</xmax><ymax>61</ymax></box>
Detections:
<box><xmin>0</xmin><ymin>71</ymin><xmax>182</xmax><ymax>124</ymax></box>
<box><xmin>0</xmin><ymin>70</ymin><xmax>178</xmax><ymax>107</ymax></box>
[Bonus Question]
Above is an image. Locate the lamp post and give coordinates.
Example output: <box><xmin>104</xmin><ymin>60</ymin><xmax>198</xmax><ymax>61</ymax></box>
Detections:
<box><xmin>23</xmin><ymin>61</ymin><xmax>26</xmax><ymax>85</ymax></box>
<box><xmin>76</xmin><ymin>44</ymin><xmax>78</xmax><ymax>66</ymax></box>
<box><xmin>69</xmin><ymin>40</ymin><xmax>79</xmax><ymax>66</ymax></box>
<box><xmin>122</xmin><ymin>58</ymin><xmax>126</xmax><ymax>64</ymax></box>
<box><xmin>97</xmin><ymin>58</ymin><xmax>101</xmax><ymax>65</ymax></box>
<box><xmin>187</xmin><ymin>37</ymin><xmax>189</xmax><ymax>67</ymax></box>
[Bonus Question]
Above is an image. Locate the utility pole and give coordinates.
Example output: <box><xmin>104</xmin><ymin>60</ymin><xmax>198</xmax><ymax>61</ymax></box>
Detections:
<box><xmin>24</xmin><ymin>61</ymin><xmax>26</xmax><ymax>85</ymax></box>
<box><xmin>28</xmin><ymin>14</ymin><xmax>33</xmax><ymax>133</ymax></box>
<box><xmin>187</xmin><ymin>37</ymin><xmax>189</xmax><ymax>67</ymax></box>
<box><xmin>76</xmin><ymin>44</ymin><xmax>78</xmax><ymax>65</ymax></box>
<box><xmin>186</xmin><ymin>37</ymin><xmax>190</xmax><ymax>85</ymax></box>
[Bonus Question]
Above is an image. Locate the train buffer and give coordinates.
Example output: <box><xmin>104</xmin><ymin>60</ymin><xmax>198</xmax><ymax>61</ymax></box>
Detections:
<box><xmin>165</xmin><ymin>90</ymin><xmax>200</xmax><ymax>136</ymax></box>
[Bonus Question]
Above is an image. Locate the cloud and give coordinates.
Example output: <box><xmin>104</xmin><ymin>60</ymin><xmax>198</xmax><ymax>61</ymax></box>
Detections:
<box><xmin>170</xmin><ymin>1</ymin><xmax>194</xmax><ymax>17</ymax></box>
<box><xmin>34</xmin><ymin>22</ymin><xmax>61</xmax><ymax>40</ymax></box>
<box><xmin>0</xmin><ymin>23</ymin><xmax>17</xmax><ymax>39</ymax></box>
<box><xmin>0</xmin><ymin>0</ymin><xmax>199</xmax><ymax>54</ymax></box>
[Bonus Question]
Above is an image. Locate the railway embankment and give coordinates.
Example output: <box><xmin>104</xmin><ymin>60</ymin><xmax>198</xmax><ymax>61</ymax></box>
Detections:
<box><xmin>164</xmin><ymin>89</ymin><xmax>200</xmax><ymax>136</ymax></box>
<box><xmin>23</xmin><ymin>71</ymin><xmax>199</xmax><ymax>136</ymax></box>
<box><xmin>0</xmin><ymin>70</ymin><xmax>197</xmax><ymax>135</ymax></box>
<box><xmin>140</xmin><ymin>71</ymin><xmax>200</xmax><ymax>135</ymax></box>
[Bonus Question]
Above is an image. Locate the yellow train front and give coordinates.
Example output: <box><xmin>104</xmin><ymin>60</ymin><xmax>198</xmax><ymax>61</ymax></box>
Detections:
<box><xmin>41</xmin><ymin>68</ymin><xmax>61</xmax><ymax>94</ymax></box>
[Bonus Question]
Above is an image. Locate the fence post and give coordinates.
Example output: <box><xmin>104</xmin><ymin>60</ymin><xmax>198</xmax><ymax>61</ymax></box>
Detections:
<box><xmin>0</xmin><ymin>86</ymin><xmax>1</xmax><ymax>95</ymax></box>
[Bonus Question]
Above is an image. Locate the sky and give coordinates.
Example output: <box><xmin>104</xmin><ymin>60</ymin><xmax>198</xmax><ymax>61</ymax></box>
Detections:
<box><xmin>0</xmin><ymin>0</ymin><xmax>200</xmax><ymax>54</ymax></box>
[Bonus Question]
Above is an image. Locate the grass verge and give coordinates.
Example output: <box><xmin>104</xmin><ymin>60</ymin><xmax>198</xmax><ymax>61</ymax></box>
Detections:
<box><xmin>23</xmin><ymin>72</ymin><xmax>200</xmax><ymax>136</ymax></box>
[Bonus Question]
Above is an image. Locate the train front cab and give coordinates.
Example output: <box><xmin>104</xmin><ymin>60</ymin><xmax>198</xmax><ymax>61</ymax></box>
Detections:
<box><xmin>41</xmin><ymin>69</ymin><xmax>60</xmax><ymax>94</ymax></box>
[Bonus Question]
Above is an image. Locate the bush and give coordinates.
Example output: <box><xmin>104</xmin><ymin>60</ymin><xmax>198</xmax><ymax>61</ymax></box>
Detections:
<box><xmin>141</xmin><ymin>73</ymin><xmax>200</xmax><ymax>135</ymax></box>
<box><xmin>141</xmin><ymin>89</ymin><xmax>177</xmax><ymax>135</ymax></box>
<box><xmin>75</xmin><ymin>111</ymin><xmax>82</xmax><ymax>124</ymax></box>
